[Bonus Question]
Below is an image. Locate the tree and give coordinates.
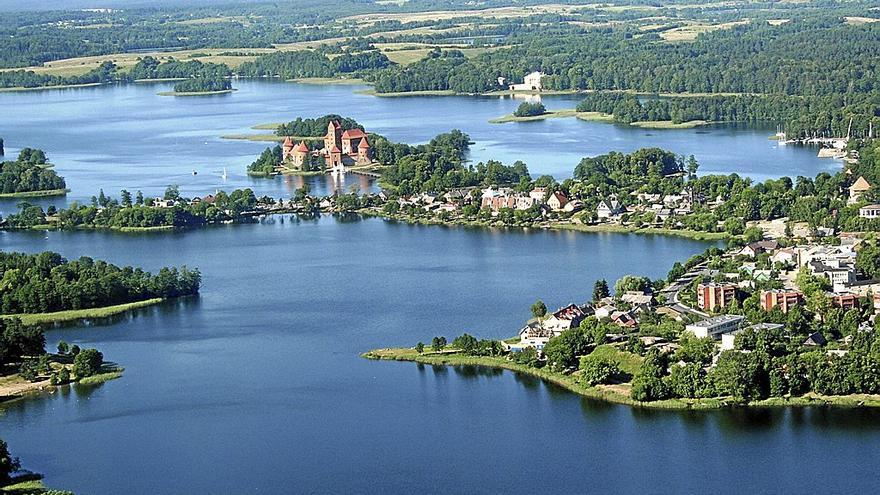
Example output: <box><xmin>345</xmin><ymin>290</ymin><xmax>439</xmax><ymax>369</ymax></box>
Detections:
<box><xmin>614</xmin><ymin>275</ymin><xmax>651</xmax><ymax>296</ymax></box>
<box><xmin>415</xmin><ymin>342</ymin><xmax>424</xmax><ymax>354</ymax></box>
<box><xmin>430</xmin><ymin>336</ymin><xmax>446</xmax><ymax>352</ymax></box>
<box><xmin>712</xmin><ymin>350</ymin><xmax>767</xmax><ymax>402</ymax></box>
<box><xmin>452</xmin><ymin>333</ymin><xmax>478</xmax><ymax>354</ymax></box>
<box><xmin>543</xmin><ymin>326</ymin><xmax>592</xmax><ymax>372</ymax></box>
<box><xmin>120</xmin><ymin>189</ymin><xmax>132</xmax><ymax>207</ymax></box>
<box><xmin>513</xmin><ymin>102</ymin><xmax>546</xmax><ymax>117</ymax></box>
<box><xmin>593</xmin><ymin>279</ymin><xmax>610</xmax><ymax>302</ymax></box>
<box><xmin>674</xmin><ymin>334</ymin><xmax>716</xmax><ymax>365</ymax></box>
<box><xmin>630</xmin><ymin>349</ymin><xmax>670</xmax><ymax>401</ymax></box>
<box><xmin>580</xmin><ymin>356</ymin><xmax>619</xmax><ymax>386</ymax></box>
<box><xmin>73</xmin><ymin>348</ymin><xmax>103</xmax><ymax>378</ymax></box>
<box><xmin>57</xmin><ymin>341</ymin><xmax>69</xmax><ymax>355</ymax></box>
<box><xmin>666</xmin><ymin>362</ymin><xmax>712</xmax><ymax>398</ymax></box>
<box><xmin>530</xmin><ymin>300</ymin><xmax>547</xmax><ymax>318</ymax></box>
<box><xmin>512</xmin><ymin>346</ymin><xmax>540</xmax><ymax>367</ymax></box>
<box><xmin>0</xmin><ymin>438</ymin><xmax>21</xmax><ymax>485</ymax></box>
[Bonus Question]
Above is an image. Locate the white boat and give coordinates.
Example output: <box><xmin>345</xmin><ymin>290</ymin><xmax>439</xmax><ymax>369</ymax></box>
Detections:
<box><xmin>222</xmin><ymin>167</ymin><xmax>228</xmax><ymax>180</ymax></box>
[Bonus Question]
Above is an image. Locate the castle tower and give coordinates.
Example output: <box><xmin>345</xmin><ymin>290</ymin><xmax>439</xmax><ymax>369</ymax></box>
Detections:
<box><xmin>281</xmin><ymin>136</ymin><xmax>295</xmax><ymax>161</ymax></box>
<box><xmin>292</xmin><ymin>141</ymin><xmax>310</xmax><ymax>169</ymax></box>
<box><xmin>324</xmin><ymin>120</ymin><xmax>341</xmax><ymax>152</ymax></box>
<box><xmin>357</xmin><ymin>136</ymin><xmax>371</xmax><ymax>166</ymax></box>
<box><xmin>326</xmin><ymin>144</ymin><xmax>343</xmax><ymax>169</ymax></box>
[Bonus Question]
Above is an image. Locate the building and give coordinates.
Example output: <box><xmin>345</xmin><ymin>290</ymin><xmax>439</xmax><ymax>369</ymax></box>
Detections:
<box><xmin>761</xmin><ymin>289</ymin><xmax>804</xmax><ymax>313</ymax></box>
<box><xmin>597</xmin><ymin>195</ymin><xmax>626</xmax><ymax>219</ymax></box>
<box><xmin>547</xmin><ymin>191</ymin><xmax>569</xmax><ymax>211</ymax></box>
<box><xmin>860</xmin><ymin>204</ymin><xmax>880</xmax><ymax>219</ymax></box>
<box><xmin>830</xmin><ymin>292</ymin><xmax>862</xmax><ymax>309</ymax></box>
<box><xmin>697</xmin><ymin>282</ymin><xmax>737</xmax><ymax>311</ymax></box>
<box><xmin>848</xmin><ymin>176</ymin><xmax>871</xmax><ymax>205</ymax></box>
<box><xmin>685</xmin><ymin>315</ymin><xmax>745</xmax><ymax>339</ymax></box>
<box><xmin>513</xmin><ymin>321</ymin><xmax>553</xmax><ymax>352</ymax></box>
<box><xmin>739</xmin><ymin>240</ymin><xmax>779</xmax><ymax>258</ymax></box>
<box><xmin>543</xmin><ymin>304</ymin><xmax>591</xmax><ymax>335</ymax></box>
<box><xmin>509</xmin><ymin>71</ymin><xmax>545</xmax><ymax>91</ymax></box>
<box><xmin>282</xmin><ymin>120</ymin><xmax>373</xmax><ymax>171</ymax></box>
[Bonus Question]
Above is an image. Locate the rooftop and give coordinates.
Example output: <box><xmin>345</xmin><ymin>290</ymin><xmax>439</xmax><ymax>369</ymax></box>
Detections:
<box><xmin>688</xmin><ymin>314</ymin><xmax>745</xmax><ymax>328</ymax></box>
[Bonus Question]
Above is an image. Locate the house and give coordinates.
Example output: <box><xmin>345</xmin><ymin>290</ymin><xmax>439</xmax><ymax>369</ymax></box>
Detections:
<box><xmin>685</xmin><ymin>315</ymin><xmax>745</xmax><ymax>339</ymax></box>
<box><xmin>803</xmin><ymin>331</ymin><xmax>828</xmax><ymax>347</ymax></box>
<box><xmin>696</xmin><ymin>282</ymin><xmax>737</xmax><ymax>311</ymax></box>
<box><xmin>809</xmin><ymin>259</ymin><xmax>856</xmax><ymax>291</ymax></box>
<box><xmin>771</xmin><ymin>248</ymin><xmax>797</xmax><ymax>266</ymax></box>
<box><xmin>529</xmin><ymin>187</ymin><xmax>547</xmax><ymax>203</ymax></box>
<box><xmin>859</xmin><ymin>204</ymin><xmax>880</xmax><ymax>219</ymax></box>
<box><xmin>761</xmin><ymin>289</ymin><xmax>804</xmax><ymax>313</ymax></box>
<box><xmin>621</xmin><ymin>292</ymin><xmax>655</xmax><ymax>307</ymax></box>
<box><xmin>610</xmin><ymin>311</ymin><xmax>638</xmax><ymax>329</ymax></box>
<box><xmin>562</xmin><ymin>200</ymin><xmax>584</xmax><ymax>213</ymax></box>
<box><xmin>848</xmin><ymin>176</ymin><xmax>871</xmax><ymax>205</ymax></box>
<box><xmin>739</xmin><ymin>240</ymin><xmax>779</xmax><ymax>258</ymax></box>
<box><xmin>543</xmin><ymin>304</ymin><xmax>590</xmax><ymax>335</ymax></box>
<box><xmin>656</xmin><ymin>306</ymin><xmax>685</xmax><ymax>321</ymax></box>
<box><xmin>509</xmin><ymin>71</ymin><xmax>545</xmax><ymax>91</ymax></box>
<box><xmin>597</xmin><ymin>195</ymin><xmax>626</xmax><ymax>219</ymax></box>
<box><xmin>547</xmin><ymin>191</ymin><xmax>569</xmax><ymax>211</ymax></box>
<box><xmin>513</xmin><ymin>321</ymin><xmax>553</xmax><ymax>351</ymax></box>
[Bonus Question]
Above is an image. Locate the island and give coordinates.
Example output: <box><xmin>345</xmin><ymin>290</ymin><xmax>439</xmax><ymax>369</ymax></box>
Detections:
<box><xmin>158</xmin><ymin>76</ymin><xmax>235</xmax><ymax>96</ymax></box>
<box><xmin>0</xmin><ymin>148</ymin><xmax>67</xmax><ymax>199</ymax></box>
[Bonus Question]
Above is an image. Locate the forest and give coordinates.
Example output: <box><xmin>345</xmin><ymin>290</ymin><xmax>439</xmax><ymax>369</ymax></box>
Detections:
<box><xmin>0</xmin><ymin>148</ymin><xmax>66</xmax><ymax>195</ymax></box>
<box><xmin>0</xmin><ymin>250</ymin><xmax>200</xmax><ymax>315</ymax></box>
<box><xmin>275</xmin><ymin>115</ymin><xmax>363</xmax><ymax>137</ymax></box>
<box><xmin>173</xmin><ymin>76</ymin><xmax>232</xmax><ymax>93</ymax></box>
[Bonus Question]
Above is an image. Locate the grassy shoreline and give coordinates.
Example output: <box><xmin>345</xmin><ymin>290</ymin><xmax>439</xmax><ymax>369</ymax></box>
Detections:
<box><xmin>158</xmin><ymin>89</ymin><xmax>237</xmax><ymax>96</ymax></box>
<box><xmin>2</xmin><ymin>297</ymin><xmax>164</xmax><ymax>325</ymax></box>
<box><xmin>490</xmin><ymin>109</ymin><xmax>607</xmax><ymax>124</ymax></box>
<box><xmin>0</xmin><ymin>366</ymin><xmax>124</xmax><ymax>407</ymax></box>
<box><xmin>363</xmin><ymin>348</ymin><xmax>880</xmax><ymax>410</ymax></box>
<box><xmin>0</xmin><ymin>82</ymin><xmax>103</xmax><ymax>92</ymax></box>
<box><xmin>489</xmin><ymin>108</ymin><xmax>710</xmax><ymax>129</ymax></box>
<box><xmin>0</xmin><ymin>188</ymin><xmax>69</xmax><ymax>199</ymax></box>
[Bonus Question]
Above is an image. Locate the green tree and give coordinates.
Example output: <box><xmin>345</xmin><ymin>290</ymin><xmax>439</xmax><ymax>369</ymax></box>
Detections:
<box><xmin>712</xmin><ymin>350</ymin><xmax>767</xmax><ymax>401</ymax></box>
<box><xmin>415</xmin><ymin>342</ymin><xmax>425</xmax><ymax>354</ymax></box>
<box><xmin>57</xmin><ymin>341</ymin><xmax>69</xmax><ymax>355</ymax></box>
<box><xmin>0</xmin><ymin>438</ymin><xmax>21</xmax><ymax>485</ymax></box>
<box><xmin>73</xmin><ymin>348</ymin><xmax>103</xmax><ymax>378</ymax></box>
<box><xmin>530</xmin><ymin>300</ymin><xmax>547</xmax><ymax>318</ymax></box>
<box><xmin>631</xmin><ymin>349</ymin><xmax>670</xmax><ymax>401</ymax></box>
<box><xmin>580</xmin><ymin>356</ymin><xmax>619</xmax><ymax>386</ymax></box>
<box><xmin>593</xmin><ymin>279</ymin><xmax>610</xmax><ymax>302</ymax></box>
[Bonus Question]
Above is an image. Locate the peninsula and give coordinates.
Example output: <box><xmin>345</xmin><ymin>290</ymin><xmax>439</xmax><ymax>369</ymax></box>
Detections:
<box><xmin>0</xmin><ymin>147</ymin><xmax>67</xmax><ymax>199</ymax></box>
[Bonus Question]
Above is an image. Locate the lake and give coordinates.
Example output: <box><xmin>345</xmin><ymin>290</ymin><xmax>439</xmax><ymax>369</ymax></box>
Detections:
<box><xmin>1</xmin><ymin>80</ymin><xmax>877</xmax><ymax>494</ymax></box>
<box><xmin>1</xmin><ymin>220</ymin><xmax>880</xmax><ymax>494</ymax></box>
<box><xmin>0</xmin><ymin>79</ymin><xmax>838</xmax><ymax>215</ymax></box>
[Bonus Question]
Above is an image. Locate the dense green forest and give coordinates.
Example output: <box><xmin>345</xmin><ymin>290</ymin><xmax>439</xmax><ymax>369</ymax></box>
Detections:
<box><xmin>0</xmin><ymin>60</ymin><xmax>117</xmax><ymax>89</ymax></box>
<box><xmin>236</xmin><ymin>50</ymin><xmax>392</xmax><ymax>79</ymax></box>
<box><xmin>0</xmin><ymin>250</ymin><xmax>200</xmax><ymax>315</ymax></box>
<box><xmin>0</xmin><ymin>148</ymin><xmax>66</xmax><ymax>195</ymax></box>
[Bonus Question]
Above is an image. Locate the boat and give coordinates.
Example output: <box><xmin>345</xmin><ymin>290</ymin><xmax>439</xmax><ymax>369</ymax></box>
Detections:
<box><xmin>222</xmin><ymin>167</ymin><xmax>228</xmax><ymax>180</ymax></box>
<box><xmin>192</xmin><ymin>170</ymin><xmax>198</xmax><ymax>175</ymax></box>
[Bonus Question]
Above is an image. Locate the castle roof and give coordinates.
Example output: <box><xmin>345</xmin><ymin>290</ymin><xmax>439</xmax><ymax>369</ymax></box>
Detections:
<box><xmin>342</xmin><ymin>128</ymin><xmax>367</xmax><ymax>140</ymax></box>
<box><xmin>329</xmin><ymin>120</ymin><xmax>341</xmax><ymax>130</ymax></box>
<box><xmin>294</xmin><ymin>141</ymin><xmax>310</xmax><ymax>153</ymax></box>
<box><xmin>282</xmin><ymin>136</ymin><xmax>294</xmax><ymax>147</ymax></box>
<box><xmin>358</xmin><ymin>136</ymin><xmax>371</xmax><ymax>149</ymax></box>
<box><xmin>328</xmin><ymin>144</ymin><xmax>341</xmax><ymax>153</ymax></box>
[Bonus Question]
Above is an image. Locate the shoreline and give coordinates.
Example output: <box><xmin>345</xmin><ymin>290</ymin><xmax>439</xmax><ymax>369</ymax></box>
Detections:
<box><xmin>363</xmin><ymin>348</ymin><xmax>880</xmax><ymax>410</ymax></box>
<box><xmin>157</xmin><ymin>89</ymin><xmax>237</xmax><ymax>96</ymax></box>
<box><xmin>0</xmin><ymin>367</ymin><xmax>124</xmax><ymax>407</ymax></box>
<box><xmin>489</xmin><ymin>108</ymin><xmax>711</xmax><ymax>129</ymax></box>
<box><xmin>361</xmin><ymin>208</ymin><xmax>730</xmax><ymax>242</ymax></box>
<box><xmin>1</xmin><ymin>297</ymin><xmax>165</xmax><ymax>325</ymax></box>
<box><xmin>0</xmin><ymin>82</ymin><xmax>104</xmax><ymax>92</ymax></box>
<box><xmin>0</xmin><ymin>188</ymin><xmax>69</xmax><ymax>199</ymax></box>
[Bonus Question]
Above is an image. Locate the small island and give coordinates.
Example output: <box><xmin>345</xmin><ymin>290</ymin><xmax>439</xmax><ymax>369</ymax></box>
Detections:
<box><xmin>0</xmin><ymin>148</ymin><xmax>67</xmax><ymax>199</ymax></box>
<box><xmin>158</xmin><ymin>76</ymin><xmax>235</xmax><ymax>96</ymax></box>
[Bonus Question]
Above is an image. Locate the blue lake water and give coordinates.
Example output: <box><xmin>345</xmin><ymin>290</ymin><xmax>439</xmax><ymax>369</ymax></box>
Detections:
<box><xmin>0</xmin><ymin>79</ymin><xmax>837</xmax><ymax>215</ymax></box>
<box><xmin>0</xmin><ymin>81</ymin><xmax>874</xmax><ymax>495</ymax></box>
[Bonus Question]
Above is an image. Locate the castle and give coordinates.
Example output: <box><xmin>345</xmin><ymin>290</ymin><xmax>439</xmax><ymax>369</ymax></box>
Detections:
<box><xmin>281</xmin><ymin>120</ymin><xmax>372</xmax><ymax>171</ymax></box>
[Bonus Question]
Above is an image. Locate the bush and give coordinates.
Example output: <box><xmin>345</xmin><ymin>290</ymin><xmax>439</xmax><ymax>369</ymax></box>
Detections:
<box><xmin>512</xmin><ymin>346</ymin><xmax>540</xmax><ymax>367</ymax></box>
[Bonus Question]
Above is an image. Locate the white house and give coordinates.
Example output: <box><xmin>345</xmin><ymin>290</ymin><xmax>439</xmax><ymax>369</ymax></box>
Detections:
<box><xmin>509</xmin><ymin>71</ymin><xmax>546</xmax><ymax>91</ymax></box>
<box><xmin>860</xmin><ymin>204</ymin><xmax>880</xmax><ymax>219</ymax></box>
<box><xmin>597</xmin><ymin>195</ymin><xmax>626</xmax><ymax>219</ymax></box>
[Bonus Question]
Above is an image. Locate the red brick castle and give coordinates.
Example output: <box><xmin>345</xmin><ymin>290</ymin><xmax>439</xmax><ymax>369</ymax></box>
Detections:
<box><xmin>281</xmin><ymin>120</ymin><xmax>372</xmax><ymax>171</ymax></box>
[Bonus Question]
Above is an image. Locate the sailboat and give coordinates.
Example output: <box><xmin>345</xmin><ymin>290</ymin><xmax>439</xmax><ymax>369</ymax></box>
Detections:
<box><xmin>221</xmin><ymin>167</ymin><xmax>228</xmax><ymax>180</ymax></box>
